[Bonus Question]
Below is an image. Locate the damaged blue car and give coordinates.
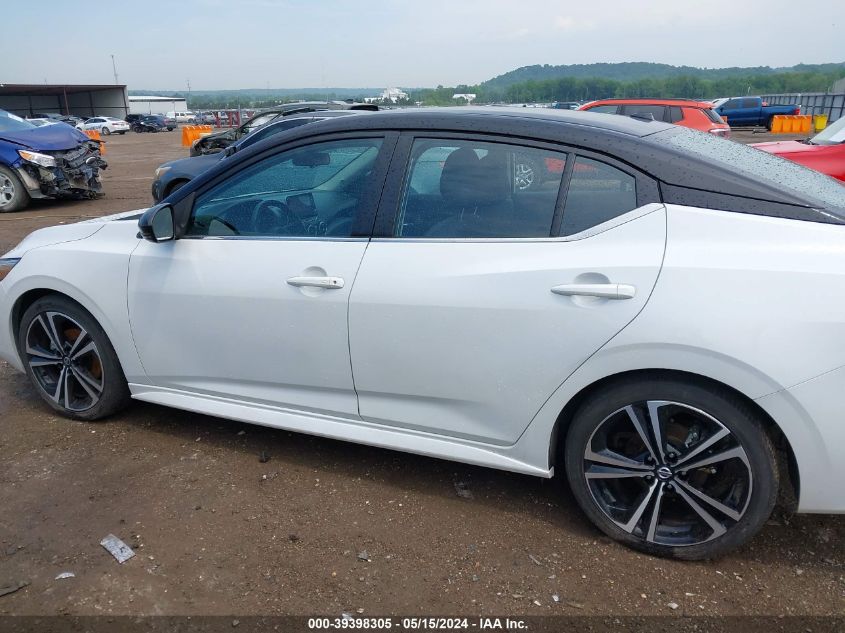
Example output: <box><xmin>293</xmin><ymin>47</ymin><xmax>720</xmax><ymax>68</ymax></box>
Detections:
<box><xmin>0</xmin><ymin>109</ymin><xmax>107</xmax><ymax>212</ymax></box>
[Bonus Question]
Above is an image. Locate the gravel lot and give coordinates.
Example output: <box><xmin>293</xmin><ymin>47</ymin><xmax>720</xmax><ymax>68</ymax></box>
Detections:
<box><xmin>0</xmin><ymin>129</ymin><xmax>842</xmax><ymax>618</ymax></box>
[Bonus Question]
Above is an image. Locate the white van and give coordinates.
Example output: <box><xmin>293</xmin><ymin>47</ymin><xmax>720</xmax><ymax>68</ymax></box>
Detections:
<box><xmin>165</xmin><ymin>111</ymin><xmax>196</xmax><ymax>124</ymax></box>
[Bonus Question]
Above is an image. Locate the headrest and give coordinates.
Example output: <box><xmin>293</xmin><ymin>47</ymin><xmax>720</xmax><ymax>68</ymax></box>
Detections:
<box><xmin>439</xmin><ymin>147</ymin><xmax>512</xmax><ymax>207</ymax></box>
<box><xmin>439</xmin><ymin>148</ymin><xmax>481</xmax><ymax>204</ymax></box>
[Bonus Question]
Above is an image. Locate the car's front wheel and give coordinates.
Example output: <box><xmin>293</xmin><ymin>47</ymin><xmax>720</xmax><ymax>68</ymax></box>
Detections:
<box><xmin>101</xmin><ymin>127</ymin><xmax>111</xmax><ymax>136</ymax></box>
<box><xmin>0</xmin><ymin>166</ymin><xmax>30</xmax><ymax>213</ymax></box>
<box><xmin>18</xmin><ymin>295</ymin><xmax>131</xmax><ymax>421</ymax></box>
<box><xmin>564</xmin><ymin>377</ymin><xmax>778</xmax><ymax>559</ymax></box>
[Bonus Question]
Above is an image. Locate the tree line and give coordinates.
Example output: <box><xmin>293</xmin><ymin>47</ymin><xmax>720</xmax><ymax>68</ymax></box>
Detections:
<box><xmin>153</xmin><ymin>69</ymin><xmax>844</xmax><ymax>110</ymax></box>
<box><xmin>409</xmin><ymin>70</ymin><xmax>845</xmax><ymax>106</ymax></box>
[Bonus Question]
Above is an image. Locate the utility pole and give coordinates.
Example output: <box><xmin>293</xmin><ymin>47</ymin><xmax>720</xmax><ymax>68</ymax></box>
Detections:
<box><xmin>111</xmin><ymin>55</ymin><xmax>119</xmax><ymax>85</ymax></box>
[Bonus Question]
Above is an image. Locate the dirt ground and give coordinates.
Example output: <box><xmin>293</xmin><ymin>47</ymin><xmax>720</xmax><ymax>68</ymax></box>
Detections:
<box><xmin>0</xmin><ymin>128</ymin><xmax>842</xmax><ymax>619</ymax></box>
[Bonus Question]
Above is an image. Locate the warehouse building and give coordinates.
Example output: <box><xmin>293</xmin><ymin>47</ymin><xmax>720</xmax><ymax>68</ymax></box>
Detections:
<box><xmin>128</xmin><ymin>95</ymin><xmax>189</xmax><ymax>115</ymax></box>
<box><xmin>0</xmin><ymin>83</ymin><xmax>129</xmax><ymax>118</ymax></box>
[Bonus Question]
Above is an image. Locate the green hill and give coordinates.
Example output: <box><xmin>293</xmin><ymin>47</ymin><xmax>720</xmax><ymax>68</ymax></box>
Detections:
<box><xmin>483</xmin><ymin>62</ymin><xmax>845</xmax><ymax>90</ymax></box>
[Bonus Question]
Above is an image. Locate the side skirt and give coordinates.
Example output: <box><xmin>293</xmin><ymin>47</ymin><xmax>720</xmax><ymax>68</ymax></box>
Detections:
<box><xmin>129</xmin><ymin>383</ymin><xmax>553</xmax><ymax>478</ymax></box>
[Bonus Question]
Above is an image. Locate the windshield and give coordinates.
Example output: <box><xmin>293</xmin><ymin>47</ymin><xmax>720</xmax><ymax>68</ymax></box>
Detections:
<box><xmin>811</xmin><ymin>116</ymin><xmax>845</xmax><ymax>145</ymax></box>
<box><xmin>243</xmin><ymin>112</ymin><xmax>279</xmax><ymax>133</ymax></box>
<box><xmin>0</xmin><ymin>110</ymin><xmax>37</xmax><ymax>132</ymax></box>
<box><xmin>664</xmin><ymin>127</ymin><xmax>845</xmax><ymax>216</ymax></box>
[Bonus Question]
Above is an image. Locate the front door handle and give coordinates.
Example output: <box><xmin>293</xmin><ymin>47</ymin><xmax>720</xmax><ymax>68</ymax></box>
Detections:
<box><xmin>551</xmin><ymin>283</ymin><xmax>636</xmax><ymax>300</ymax></box>
<box><xmin>286</xmin><ymin>276</ymin><xmax>345</xmax><ymax>290</ymax></box>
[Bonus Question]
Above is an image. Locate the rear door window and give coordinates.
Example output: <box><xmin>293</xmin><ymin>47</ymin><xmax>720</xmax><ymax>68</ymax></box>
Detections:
<box><xmin>395</xmin><ymin>139</ymin><xmax>568</xmax><ymax>238</ymax></box>
<box><xmin>742</xmin><ymin>98</ymin><xmax>759</xmax><ymax>109</ymax></box>
<box><xmin>560</xmin><ymin>157</ymin><xmax>638</xmax><ymax>236</ymax></box>
<box><xmin>620</xmin><ymin>105</ymin><xmax>667</xmax><ymax>122</ymax></box>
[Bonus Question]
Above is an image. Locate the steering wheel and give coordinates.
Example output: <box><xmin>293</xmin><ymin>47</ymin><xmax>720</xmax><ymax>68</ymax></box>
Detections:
<box><xmin>250</xmin><ymin>198</ymin><xmax>306</xmax><ymax>236</ymax></box>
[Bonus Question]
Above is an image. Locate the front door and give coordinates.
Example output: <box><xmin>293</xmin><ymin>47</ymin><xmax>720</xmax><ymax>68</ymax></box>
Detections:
<box><xmin>128</xmin><ymin>135</ymin><xmax>390</xmax><ymax>418</ymax></box>
<box><xmin>349</xmin><ymin>137</ymin><xmax>667</xmax><ymax>444</ymax></box>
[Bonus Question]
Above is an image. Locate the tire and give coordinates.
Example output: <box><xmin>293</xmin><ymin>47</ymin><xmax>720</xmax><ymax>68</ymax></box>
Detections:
<box><xmin>513</xmin><ymin>154</ymin><xmax>542</xmax><ymax>191</ymax></box>
<box><xmin>165</xmin><ymin>180</ymin><xmax>188</xmax><ymax>198</ymax></box>
<box><xmin>0</xmin><ymin>165</ymin><xmax>31</xmax><ymax>213</ymax></box>
<box><xmin>563</xmin><ymin>376</ymin><xmax>778</xmax><ymax>560</ymax></box>
<box><xmin>765</xmin><ymin>117</ymin><xmax>774</xmax><ymax>131</ymax></box>
<box><xmin>18</xmin><ymin>295</ymin><xmax>131</xmax><ymax>421</ymax></box>
<box><xmin>101</xmin><ymin>127</ymin><xmax>111</xmax><ymax>136</ymax></box>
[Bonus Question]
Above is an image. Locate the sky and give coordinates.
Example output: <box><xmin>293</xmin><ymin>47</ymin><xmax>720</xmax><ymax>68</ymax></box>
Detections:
<box><xmin>2</xmin><ymin>0</ymin><xmax>843</xmax><ymax>91</ymax></box>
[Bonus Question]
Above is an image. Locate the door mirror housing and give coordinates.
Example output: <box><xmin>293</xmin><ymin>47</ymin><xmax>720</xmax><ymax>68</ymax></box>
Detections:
<box><xmin>139</xmin><ymin>204</ymin><xmax>175</xmax><ymax>242</ymax></box>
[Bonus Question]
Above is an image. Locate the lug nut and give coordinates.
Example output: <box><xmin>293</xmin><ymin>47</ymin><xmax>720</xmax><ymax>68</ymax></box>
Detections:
<box><xmin>666</xmin><ymin>483</ymin><xmax>675</xmax><ymax>491</ymax></box>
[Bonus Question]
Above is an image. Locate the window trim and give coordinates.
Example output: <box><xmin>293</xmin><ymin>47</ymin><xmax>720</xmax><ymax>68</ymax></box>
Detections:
<box><xmin>172</xmin><ymin>131</ymin><xmax>399</xmax><ymax>241</ymax></box>
<box><xmin>373</xmin><ymin>131</ymin><xmax>660</xmax><ymax>241</ymax></box>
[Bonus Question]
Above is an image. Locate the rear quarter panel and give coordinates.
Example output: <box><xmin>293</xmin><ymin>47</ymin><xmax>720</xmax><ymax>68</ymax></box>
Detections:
<box><xmin>514</xmin><ymin>205</ymin><xmax>845</xmax><ymax>511</ymax></box>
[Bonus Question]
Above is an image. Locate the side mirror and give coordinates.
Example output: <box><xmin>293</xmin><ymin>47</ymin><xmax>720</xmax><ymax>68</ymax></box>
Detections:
<box><xmin>139</xmin><ymin>204</ymin><xmax>175</xmax><ymax>243</ymax></box>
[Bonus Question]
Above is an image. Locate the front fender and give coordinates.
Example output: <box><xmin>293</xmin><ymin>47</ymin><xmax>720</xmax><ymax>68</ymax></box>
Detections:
<box><xmin>0</xmin><ymin>222</ymin><xmax>145</xmax><ymax>381</ymax></box>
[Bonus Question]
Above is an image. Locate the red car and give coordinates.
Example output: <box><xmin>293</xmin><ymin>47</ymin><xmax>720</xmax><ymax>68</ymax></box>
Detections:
<box><xmin>579</xmin><ymin>98</ymin><xmax>731</xmax><ymax>137</ymax></box>
<box><xmin>752</xmin><ymin>115</ymin><xmax>845</xmax><ymax>182</ymax></box>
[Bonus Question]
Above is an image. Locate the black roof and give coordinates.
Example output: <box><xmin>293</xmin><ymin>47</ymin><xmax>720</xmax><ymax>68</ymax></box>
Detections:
<box><xmin>307</xmin><ymin>106</ymin><xmax>673</xmax><ymax>138</ymax></box>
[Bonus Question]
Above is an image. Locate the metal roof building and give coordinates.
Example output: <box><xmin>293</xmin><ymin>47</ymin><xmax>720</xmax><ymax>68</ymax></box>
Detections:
<box><xmin>0</xmin><ymin>83</ymin><xmax>129</xmax><ymax>118</ymax></box>
<box><xmin>128</xmin><ymin>95</ymin><xmax>189</xmax><ymax>115</ymax></box>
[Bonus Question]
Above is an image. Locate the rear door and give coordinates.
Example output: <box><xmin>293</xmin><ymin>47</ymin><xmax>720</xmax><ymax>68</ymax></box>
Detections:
<box><xmin>348</xmin><ymin>134</ymin><xmax>666</xmax><ymax>445</ymax></box>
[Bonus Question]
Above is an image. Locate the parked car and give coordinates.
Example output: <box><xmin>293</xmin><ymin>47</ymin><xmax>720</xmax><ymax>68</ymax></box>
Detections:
<box><xmin>751</xmin><ymin>114</ymin><xmax>845</xmax><ymax>181</ymax></box>
<box><xmin>131</xmin><ymin>115</ymin><xmax>173</xmax><ymax>133</ymax></box>
<box><xmin>80</xmin><ymin>117</ymin><xmax>130</xmax><ymax>136</ymax></box>
<box><xmin>551</xmin><ymin>101</ymin><xmax>581</xmax><ymax>110</ymax></box>
<box><xmin>165</xmin><ymin>111</ymin><xmax>196</xmax><ymax>124</ymax></box>
<box><xmin>152</xmin><ymin>110</ymin><xmax>367</xmax><ymax>202</ymax></box>
<box><xmin>713</xmin><ymin>97</ymin><xmax>800</xmax><ymax>129</ymax></box>
<box><xmin>26</xmin><ymin>118</ymin><xmax>60</xmax><ymax>128</ymax></box>
<box><xmin>30</xmin><ymin>113</ymin><xmax>85</xmax><ymax>128</ymax></box>
<box><xmin>127</xmin><ymin>113</ymin><xmax>176</xmax><ymax>130</ymax></box>
<box><xmin>0</xmin><ymin>109</ymin><xmax>106</xmax><ymax>212</ymax></box>
<box><xmin>3</xmin><ymin>107</ymin><xmax>845</xmax><ymax>560</ymax></box>
<box><xmin>579</xmin><ymin>98</ymin><xmax>731</xmax><ymax>137</ymax></box>
<box><xmin>190</xmin><ymin>102</ymin><xmax>378</xmax><ymax>156</ymax></box>
<box><xmin>193</xmin><ymin>111</ymin><xmax>218</xmax><ymax>125</ymax></box>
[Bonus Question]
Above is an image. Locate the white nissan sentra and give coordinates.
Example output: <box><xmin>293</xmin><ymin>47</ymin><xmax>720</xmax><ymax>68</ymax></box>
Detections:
<box><xmin>1</xmin><ymin>108</ymin><xmax>844</xmax><ymax>559</ymax></box>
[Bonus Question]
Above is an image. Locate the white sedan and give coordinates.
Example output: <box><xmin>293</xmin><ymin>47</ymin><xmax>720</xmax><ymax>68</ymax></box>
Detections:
<box><xmin>1</xmin><ymin>108</ymin><xmax>844</xmax><ymax>559</ymax></box>
<box><xmin>80</xmin><ymin>116</ymin><xmax>130</xmax><ymax>135</ymax></box>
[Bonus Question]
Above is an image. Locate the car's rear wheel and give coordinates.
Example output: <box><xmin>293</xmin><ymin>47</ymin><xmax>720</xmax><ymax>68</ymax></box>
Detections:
<box><xmin>564</xmin><ymin>377</ymin><xmax>778</xmax><ymax>559</ymax></box>
<box><xmin>101</xmin><ymin>127</ymin><xmax>111</xmax><ymax>135</ymax></box>
<box><xmin>0</xmin><ymin>165</ymin><xmax>30</xmax><ymax>213</ymax></box>
<box><xmin>18</xmin><ymin>295</ymin><xmax>131</xmax><ymax>421</ymax></box>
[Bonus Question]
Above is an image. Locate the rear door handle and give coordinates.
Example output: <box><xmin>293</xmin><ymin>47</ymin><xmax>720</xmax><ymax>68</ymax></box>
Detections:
<box><xmin>286</xmin><ymin>276</ymin><xmax>345</xmax><ymax>290</ymax></box>
<box><xmin>551</xmin><ymin>283</ymin><xmax>636</xmax><ymax>300</ymax></box>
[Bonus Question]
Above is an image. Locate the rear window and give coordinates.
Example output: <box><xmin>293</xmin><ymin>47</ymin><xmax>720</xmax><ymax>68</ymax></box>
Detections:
<box><xmin>702</xmin><ymin>108</ymin><xmax>725</xmax><ymax>124</ymax></box>
<box><xmin>664</xmin><ymin>128</ymin><xmax>845</xmax><ymax>215</ymax></box>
